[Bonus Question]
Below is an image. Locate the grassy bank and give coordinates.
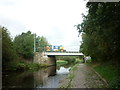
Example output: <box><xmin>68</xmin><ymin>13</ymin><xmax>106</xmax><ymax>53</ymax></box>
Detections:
<box><xmin>57</xmin><ymin>60</ymin><xmax>68</xmax><ymax>66</ymax></box>
<box><xmin>60</xmin><ymin>64</ymin><xmax>79</xmax><ymax>88</ymax></box>
<box><xmin>66</xmin><ymin>64</ymin><xmax>79</xmax><ymax>88</ymax></box>
<box><xmin>87</xmin><ymin>62</ymin><xmax>120</xmax><ymax>88</ymax></box>
<box><xmin>4</xmin><ymin>61</ymin><xmax>48</xmax><ymax>71</ymax></box>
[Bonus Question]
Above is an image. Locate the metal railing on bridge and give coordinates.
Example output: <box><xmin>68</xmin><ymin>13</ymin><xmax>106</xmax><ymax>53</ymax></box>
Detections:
<box><xmin>44</xmin><ymin>51</ymin><xmax>80</xmax><ymax>53</ymax></box>
<box><xmin>44</xmin><ymin>51</ymin><xmax>83</xmax><ymax>56</ymax></box>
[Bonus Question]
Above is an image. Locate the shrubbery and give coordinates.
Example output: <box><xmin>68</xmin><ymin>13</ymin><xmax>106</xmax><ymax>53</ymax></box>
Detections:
<box><xmin>6</xmin><ymin>61</ymin><xmax>48</xmax><ymax>71</ymax></box>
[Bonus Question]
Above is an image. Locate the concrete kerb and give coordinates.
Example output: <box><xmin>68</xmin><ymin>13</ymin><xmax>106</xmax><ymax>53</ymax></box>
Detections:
<box><xmin>86</xmin><ymin>64</ymin><xmax>109</xmax><ymax>87</ymax></box>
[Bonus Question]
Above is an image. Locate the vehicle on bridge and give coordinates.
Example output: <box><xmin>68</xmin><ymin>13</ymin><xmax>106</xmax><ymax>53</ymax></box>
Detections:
<box><xmin>45</xmin><ymin>45</ymin><xmax>66</xmax><ymax>52</ymax></box>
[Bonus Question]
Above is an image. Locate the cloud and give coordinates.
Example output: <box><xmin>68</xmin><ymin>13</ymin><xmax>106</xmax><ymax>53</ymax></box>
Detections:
<box><xmin>0</xmin><ymin>0</ymin><xmax>16</xmax><ymax>6</ymax></box>
<box><xmin>0</xmin><ymin>16</ymin><xmax>28</xmax><ymax>37</ymax></box>
<box><xmin>0</xmin><ymin>0</ymin><xmax>87</xmax><ymax>51</ymax></box>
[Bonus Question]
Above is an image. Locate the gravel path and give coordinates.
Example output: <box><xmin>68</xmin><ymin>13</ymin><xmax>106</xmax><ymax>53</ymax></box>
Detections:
<box><xmin>60</xmin><ymin>64</ymin><xmax>108</xmax><ymax>88</ymax></box>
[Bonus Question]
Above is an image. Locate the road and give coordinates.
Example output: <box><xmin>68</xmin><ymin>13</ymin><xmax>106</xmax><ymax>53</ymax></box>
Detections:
<box><xmin>59</xmin><ymin>64</ymin><xmax>108</xmax><ymax>88</ymax></box>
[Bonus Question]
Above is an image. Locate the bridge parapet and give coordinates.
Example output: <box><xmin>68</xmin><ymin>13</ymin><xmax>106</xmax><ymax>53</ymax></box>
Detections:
<box><xmin>44</xmin><ymin>51</ymin><xmax>83</xmax><ymax>56</ymax></box>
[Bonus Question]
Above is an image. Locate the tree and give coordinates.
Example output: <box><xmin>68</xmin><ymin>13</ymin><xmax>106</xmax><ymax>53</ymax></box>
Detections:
<box><xmin>36</xmin><ymin>36</ymin><xmax>49</xmax><ymax>52</ymax></box>
<box><xmin>78</xmin><ymin>2</ymin><xmax>120</xmax><ymax>63</ymax></box>
<box><xmin>1</xmin><ymin>26</ymin><xmax>17</xmax><ymax>67</ymax></box>
<box><xmin>14</xmin><ymin>31</ymin><xmax>49</xmax><ymax>59</ymax></box>
<box><xmin>14</xmin><ymin>31</ymin><xmax>34</xmax><ymax>59</ymax></box>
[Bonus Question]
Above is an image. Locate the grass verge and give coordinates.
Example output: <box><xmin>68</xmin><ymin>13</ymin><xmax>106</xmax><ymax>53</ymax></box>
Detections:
<box><xmin>87</xmin><ymin>62</ymin><xmax>120</xmax><ymax>89</ymax></box>
<box><xmin>57</xmin><ymin>60</ymin><xmax>68</xmax><ymax>66</ymax></box>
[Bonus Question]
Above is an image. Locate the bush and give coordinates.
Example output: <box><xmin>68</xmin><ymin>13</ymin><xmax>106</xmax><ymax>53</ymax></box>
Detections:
<box><xmin>6</xmin><ymin>61</ymin><xmax>47</xmax><ymax>71</ymax></box>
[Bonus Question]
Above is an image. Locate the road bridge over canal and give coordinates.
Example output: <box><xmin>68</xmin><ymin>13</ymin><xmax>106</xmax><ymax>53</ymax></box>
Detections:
<box><xmin>42</xmin><ymin>51</ymin><xmax>84</xmax><ymax>66</ymax></box>
<box><xmin>34</xmin><ymin>52</ymin><xmax>84</xmax><ymax>66</ymax></box>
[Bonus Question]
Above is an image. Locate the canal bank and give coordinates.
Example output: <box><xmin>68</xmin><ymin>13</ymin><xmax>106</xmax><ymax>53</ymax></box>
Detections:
<box><xmin>60</xmin><ymin>63</ymin><xmax>108</xmax><ymax>88</ymax></box>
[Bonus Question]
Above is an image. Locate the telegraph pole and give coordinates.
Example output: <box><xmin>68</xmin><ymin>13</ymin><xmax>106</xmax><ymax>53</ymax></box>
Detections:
<box><xmin>39</xmin><ymin>37</ymin><xmax>41</xmax><ymax>52</ymax></box>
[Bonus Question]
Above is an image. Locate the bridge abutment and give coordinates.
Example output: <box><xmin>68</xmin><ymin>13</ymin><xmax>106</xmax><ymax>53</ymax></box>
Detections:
<box><xmin>34</xmin><ymin>52</ymin><xmax>56</xmax><ymax>66</ymax></box>
<box><xmin>47</xmin><ymin>56</ymin><xmax>56</xmax><ymax>66</ymax></box>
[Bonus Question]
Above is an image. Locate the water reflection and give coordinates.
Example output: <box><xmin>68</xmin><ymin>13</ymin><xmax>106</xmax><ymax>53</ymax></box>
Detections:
<box><xmin>47</xmin><ymin>66</ymin><xmax>56</xmax><ymax>76</ymax></box>
<box><xmin>2</xmin><ymin>72</ymin><xmax>34</xmax><ymax>88</ymax></box>
<box><xmin>57</xmin><ymin>67</ymin><xmax>70</xmax><ymax>75</ymax></box>
<box><xmin>33</xmin><ymin>68</ymin><xmax>48</xmax><ymax>88</ymax></box>
<box><xmin>3</xmin><ymin>65</ymin><xmax>71</xmax><ymax>88</ymax></box>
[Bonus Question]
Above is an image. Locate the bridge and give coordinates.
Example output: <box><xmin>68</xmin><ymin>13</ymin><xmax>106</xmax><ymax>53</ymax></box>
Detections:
<box><xmin>34</xmin><ymin>51</ymin><xmax>84</xmax><ymax>66</ymax></box>
<box><xmin>42</xmin><ymin>51</ymin><xmax>84</xmax><ymax>66</ymax></box>
<box><xmin>44</xmin><ymin>51</ymin><xmax>83</xmax><ymax>56</ymax></box>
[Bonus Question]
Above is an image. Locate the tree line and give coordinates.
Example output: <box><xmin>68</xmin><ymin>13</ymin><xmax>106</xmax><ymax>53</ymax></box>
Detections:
<box><xmin>76</xmin><ymin>3</ymin><xmax>120</xmax><ymax>88</ymax></box>
<box><xmin>1</xmin><ymin>26</ymin><xmax>49</xmax><ymax>70</ymax></box>
<box><xmin>76</xmin><ymin>2</ymin><xmax>120</xmax><ymax>64</ymax></box>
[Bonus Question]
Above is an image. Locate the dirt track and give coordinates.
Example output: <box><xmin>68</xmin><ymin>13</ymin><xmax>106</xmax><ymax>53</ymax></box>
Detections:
<box><xmin>60</xmin><ymin>64</ymin><xmax>108</xmax><ymax>88</ymax></box>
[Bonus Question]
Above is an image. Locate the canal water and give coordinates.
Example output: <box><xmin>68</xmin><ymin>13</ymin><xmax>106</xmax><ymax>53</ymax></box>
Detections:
<box><xmin>2</xmin><ymin>64</ymin><xmax>73</xmax><ymax>88</ymax></box>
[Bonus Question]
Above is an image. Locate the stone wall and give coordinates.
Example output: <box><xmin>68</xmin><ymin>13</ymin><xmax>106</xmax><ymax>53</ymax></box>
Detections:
<box><xmin>34</xmin><ymin>52</ymin><xmax>56</xmax><ymax>66</ymax></box>
<box><xmin>34</xmin><ymin>52</ymin><xmax>48</xmax><ymax>64</ymax></box>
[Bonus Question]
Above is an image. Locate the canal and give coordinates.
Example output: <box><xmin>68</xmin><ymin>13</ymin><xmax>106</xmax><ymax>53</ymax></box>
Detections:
<box><xmin>2</xmin><ymin>64</ymin><xmax>74</xmax><ymax>88</ymax></box>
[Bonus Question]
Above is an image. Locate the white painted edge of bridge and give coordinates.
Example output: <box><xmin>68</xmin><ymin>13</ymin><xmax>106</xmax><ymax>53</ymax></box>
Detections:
<box><xmin>44</xmin><ymin>52</ymin><xmax>84</xmax><ymax>56</ymax></box>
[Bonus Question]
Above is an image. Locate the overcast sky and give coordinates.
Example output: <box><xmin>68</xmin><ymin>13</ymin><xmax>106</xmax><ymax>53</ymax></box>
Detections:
<box><xmin>0</xmin><ymin>0</ymin><xmax>88</xmax><ymax>51</ymax></box>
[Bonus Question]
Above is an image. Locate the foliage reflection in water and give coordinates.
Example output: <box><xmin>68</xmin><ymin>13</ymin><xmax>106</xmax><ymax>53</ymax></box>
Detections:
<box><xmin>3</xmin><ymin>65</ymin><xmax>72</xmax><ymax>88</ymax></box>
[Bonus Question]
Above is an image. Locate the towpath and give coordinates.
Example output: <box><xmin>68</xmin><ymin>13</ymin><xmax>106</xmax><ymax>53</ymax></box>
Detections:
<box><xmin>59</xmin><ymin>64</ymin><xmax>108</xmax><ymax>88</ymax></box>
